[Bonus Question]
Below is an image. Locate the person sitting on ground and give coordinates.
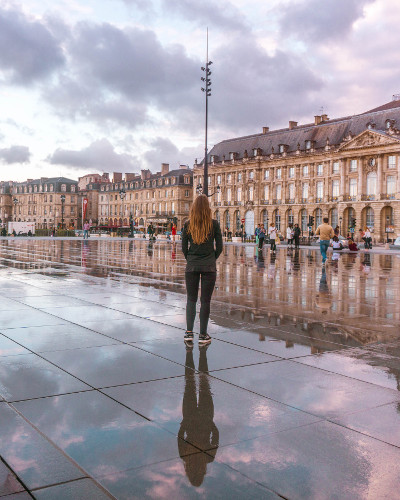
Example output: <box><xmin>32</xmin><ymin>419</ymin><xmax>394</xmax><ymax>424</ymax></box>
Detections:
<box><xmin>348</xmin><ymin>239</ymin><xmax>358</xmax><ymax>252</ymax></box>
<box><xmin>331</xmin><ymin>236</ymin><xmax>343</xmax><ymax>250</ymax></box>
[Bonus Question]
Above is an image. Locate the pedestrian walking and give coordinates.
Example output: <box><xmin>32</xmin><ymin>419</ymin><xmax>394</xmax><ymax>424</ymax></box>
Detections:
<box><xmin>286</xmin><ymin>224</ymin><xmax>294</xmax><ymax>248</ymax></box>
<box><xmin>315</xmin><ymin>217</ymin><xmax>334</xmax><ymax>264</ymax></box>
<box><xmin>181</xmin><ymin>195</ymin><xmax>223</xmax><ymax>345</ymax></box>
<box><xmin>293</xmin><ymin>224</ymin><xmax>301</xmax><ymax>249</ymax></box>
<box><xmin>268</xmin><ymin>222</ymin><xmax>277</xmax><ymax>253</ymax></box>
<box><xmin>83</xmin><ymin>220</ymin><xmax>90</xmax><ymax>239</ymax></box>
<box><xmin>258</xmin><ymin>224</ymin><xmax>266</xmax><ymax>249</ymax></box>
<box><xmin>255</xmin><ymin>224</ymin><xmax>260</xmax><ymax>246</ymax></box>
<box><xmin>364</xmin><ymin>227</ymin><xmax>372</xmax><ymax>249</ymax></box>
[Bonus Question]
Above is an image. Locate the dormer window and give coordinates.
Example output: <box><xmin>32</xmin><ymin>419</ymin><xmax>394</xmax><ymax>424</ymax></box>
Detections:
<box><xmin>210</xmin><ymin>155</ymin><xmax>218</xmax><ymax>163</ymax></box>
<box><xmin>367</xmin><ymin>121</ymin><xmax>376</xmax><ymax>130</ymax></box>
<box><xmin>229</xmin><ymin>152</ymin><xmax>237</xmax><ymax>160</ymax></box>
<box><xmin>305</xmin><ymin>140</ymin><xmax>312</xmax><ymax>150</ymax></box>
<box><xmin>253</xmin><ymin>148</ymin><xmax>258</xmax><ymax>157</ymax></box>
<box><xmin>71</xmin><ymin>185</ymin><xmax>76</xmax><ymax>192</ymax></box>
<box><xmin>278</xmin><ymin>144</ymin><xmax>288</xmax><ymax>154</ymax></box>
<box><xmin>386</xmin><ymin>120</ymin><xmax>391</xmax><ymax>129</ymax></box>
<box><xmin>61</xmin><ymin>184</ymin><xmax>66</xmax><ymax>192</ymax></box>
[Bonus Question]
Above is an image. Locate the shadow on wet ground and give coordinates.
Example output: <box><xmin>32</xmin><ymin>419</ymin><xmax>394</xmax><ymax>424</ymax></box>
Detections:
<box><xmin>0</xmin><ymin>239</ymin><xmax>400</xmax><ymax>499</ymax></box>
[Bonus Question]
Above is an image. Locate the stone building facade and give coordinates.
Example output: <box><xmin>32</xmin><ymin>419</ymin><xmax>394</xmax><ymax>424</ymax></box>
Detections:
<box><xmin>78</xmin><ymin>173</ymin><xmax>111</xmax><ymax>227</ymax></box>
<box><xmin>194</xmin><ymin>99</ymin><xmax>400</xmax><ymax>241</ymax></box>
<box><xmin>0</xmin><ymin>182</ymin><xmax>13</xmax><ymax>228</ymax></box>
<box><xmin>96</xmin><ymin>164</ymin><xmax>193</xmax><ymax>231</ymax></box>
<box><xmin>7</xmin><ymin>177</ymin><xmax>79</xmax><ymax>229</ymax></box>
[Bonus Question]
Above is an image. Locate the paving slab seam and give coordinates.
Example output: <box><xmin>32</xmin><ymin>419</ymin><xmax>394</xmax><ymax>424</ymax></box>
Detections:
<box><xmin>5</xmin><ymin>402</ymin><xmax>116</xmax><ymax>499</ymax></box>
<box><xmin>0</xmin><ymin>456</ymin><xmax>34</xmax><ymax>499</ymax></box>
<box><xmin>28</xmin><ymin>477</ymin><xmax>117</xmax><ymax>498</ymax></box>
<box><xmin>290</xmin><ymin>356</ymin><xmax>400</xmax><ymax>392</ymax></box>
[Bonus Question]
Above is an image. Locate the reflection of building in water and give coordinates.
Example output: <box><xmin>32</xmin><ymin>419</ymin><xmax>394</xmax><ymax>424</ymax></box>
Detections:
<box><xmin>178</xmin><ymin>348</ymin><xmax>218</xmax><ymax>486</ymax></box>
<box><xmin>0</xmin><ymin>240</ymin><xmax>399</xmax><ymax>344</ymax></box>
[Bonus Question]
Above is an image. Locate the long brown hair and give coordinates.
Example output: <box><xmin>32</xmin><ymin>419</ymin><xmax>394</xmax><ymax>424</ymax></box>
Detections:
<box><xmin>187</xmin><ymin>194</ymin><xmax>213</xmax><ymax>244</ymax></box>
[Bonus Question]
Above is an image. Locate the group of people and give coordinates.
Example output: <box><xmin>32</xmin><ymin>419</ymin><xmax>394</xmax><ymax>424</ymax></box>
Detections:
<box><xmin>255</xmin><ymin>223</ymin><xmax>302</xmax><ymax>251</ymax></box>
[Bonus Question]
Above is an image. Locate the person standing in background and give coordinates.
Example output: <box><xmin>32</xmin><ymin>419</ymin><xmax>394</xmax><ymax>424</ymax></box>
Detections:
<box><xmin>268</xmin><ymin>222</ymin><xmax>277</xmax><ymax>253</ymax></box>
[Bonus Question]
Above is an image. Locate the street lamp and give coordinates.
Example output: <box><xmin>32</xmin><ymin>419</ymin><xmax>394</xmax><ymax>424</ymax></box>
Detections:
<box><xmin>119</xmin><ymin>189</ymin><xmax>126</xmax><ymax>227</ymax></box>
<box><xmin>13</xmin><ymin>198</ymin><xmax>18</xmax><ymax>221</ymax></box>
<box><xmin>201</xmin><ymin>28</ymin><xmax>212</xmax><ymax>197</ymax></box>
<box><xmin>60</xmin><ymin>194</ymin><xmax>65</xmax><ymax>229</ymax></box>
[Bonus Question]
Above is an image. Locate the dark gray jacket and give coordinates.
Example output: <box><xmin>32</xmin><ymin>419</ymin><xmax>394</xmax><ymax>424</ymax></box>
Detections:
<box><xmin>182</xmin><ymin>220</ymin><xmax>223</xmax><ymax>272</ymax></box>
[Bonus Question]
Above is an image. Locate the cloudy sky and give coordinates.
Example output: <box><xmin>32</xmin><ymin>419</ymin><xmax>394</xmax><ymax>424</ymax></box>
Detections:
<box><xmin>0</xmin><ymin>0</ymin><xmax>399</xmax><ymax>181</ymax></box>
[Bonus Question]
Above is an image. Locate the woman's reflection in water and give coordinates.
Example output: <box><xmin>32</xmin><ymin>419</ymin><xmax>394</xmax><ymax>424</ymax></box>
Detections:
<box><xmin>315</xmin><ymin>267</ymin><xmax>330</xmax><ymax>314</ymax></box>
<box><xmin>178</xmin><ymin>346</ymin><xmax>219</xmax><ymax>487</ymax></box>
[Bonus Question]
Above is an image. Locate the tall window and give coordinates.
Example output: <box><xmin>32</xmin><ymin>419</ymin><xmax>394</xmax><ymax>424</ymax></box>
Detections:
<box><xmin>332</xmin><ymin>180</ymin><xmax>340</xmax><ymax>198</ymax></box>
<box><xmin>349</xmin><ymin>178</ymin><xmax>357</xmax><ymax>197</ymax></box>
<box><xmin>235</xmin><ymin>211</ymin><xmax>240</xmax><ymax>231</ymax></box>
<box><xmin>274</xmin><ymin>210</ymin><xmax>281</xmax><ymax>230</ymax></box>
<box><xmin>332</xmin><ymin>161</ymin><xmax>339</xmax><ymax>174</ymax></box>
<box><xmin>225</xmin><ymin>211</ymin><xmax>230</xmax><ymax>230</ymax></box>
<box><xmin>276</xmin><ymin>184</ymin><xmax>282</xmax><ymax>200</ymax></box>
<box><xmin>264</xmin><ymin>185</ymin><xmax>269</xmax><ymax>201</ymax></box>
<box><xmin>238</xmin><ymin>173</ymin><xmax>242</xmax><ymax>182</ymax></box>
<box><xmin>300</xmin><ymin>209</ymin><xmax>307</xmax><ymax>232</ymax></box>
<box><xmin>262</xmin><ymin>210</ymin><xmax>269</xmax><ymax>227</ymax></box>
<box><xmin>215</xmin><ymin>210</ymin><xmax>220</xmax><ymax>224</ymax></box>
<box><xmin>316</xmin><ymin>181</ymin><xmax>323</xmax><ymax>200</ymax></box>
<box><xmin>302</xmin><ymin>183</ymin><xmax>309</xmax><ymax>199</ymax></box>
<box><xmin>317</xmin><ymin>164</ymin><xmax>323</xmax><ymax>176</ymax></box>
<box><xmin>350</xmin><ymin>160</ymin><xmax>357</xmax><ymax>172</ymax></box>
<box><xmin>217</xmin><ymin>175</ymin><xmax>221</xmax><ymax>184</ymax></box>
<box><xmin>315</xmin><ymin>208</ymin><xmax>322</xmax><ymax>227</ymax></box>
<box><xmin>276</xmin><ymin>168</ymin><xmax>281</xmax><ymax>179</ymax></box>
<box><xmin>237</xmin><ymin>187</ymin><xmax>242</xmax><ymax>202</ymax></box>
<box><xmin>366</xmin><ymin>172</ymin><xmax>377</xmax><ymax>197</ymax></box>
<box><xmin>287</xmin><ymin>209</ymin><xmax>294</xmax><ymax>225</ymax></box>
<box><xmin>227</xmin><ymin>174</ymin><xmax>232</xmax><ymax>183</ymax></box>
<box><xmin>388</xmin><ymin>156</ymin><xmax>396</xmax><ymax>169</ymax></box>
<box><xmin>330</xmin><ymin>208</ymin><xmax>338</xmax><ymax>228</ymax></box>
<box><xmin>249</xmin><ymin>171</ymin><xmax>254</xmax><ymax>180</ymax></box>
<box><xmin>227</xmin><ymin>188</ymin><xmax>232</xmax><ymax>202</ymax></box>
<box><xmin>365</xmin><ymin>207</ymin><xmax>374</xmax><ymax>228</ymax></box>
<box><xmin>288</xmin><ymin>183</ymin><xmax>295</xmax><ymax>200</ymax></box>
<box><xmin>264</xmin><ymin>170</ymin><xmax>269</xmax><ymax>180</ymax></box>
<box><xmin>249</xmin><ymin>186</ymin><xmax>254</xmax><ymax>201</ymax></box>
<box><xmin>387</xmin><ymin>176</ymin><xmax>396</xmax><ymax>195</ymax></box>
<box><xmin>289</xmin><ymin>167</ymin><xmax>295</xmax><ymax>178</ymax></box>
<box><xmin>302</xmin><ymin>165</ymin><xmax>309</xmax><ymax>176</ymax></box>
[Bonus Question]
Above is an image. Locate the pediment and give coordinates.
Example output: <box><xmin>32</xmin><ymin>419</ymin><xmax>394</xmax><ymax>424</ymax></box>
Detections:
<box><xmin>338</xmin><ymin>130</ymin><xmax>400</xmax><ymax>151</ymax></box>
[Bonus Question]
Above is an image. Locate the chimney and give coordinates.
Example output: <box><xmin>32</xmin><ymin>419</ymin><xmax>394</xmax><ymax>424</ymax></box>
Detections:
<box><xmin>102</xmin><ymin>173</ymin><xmax>109</xmax><ymax>182</ymax></box>
<box><xmin>125</xmin><ymin>173</ymin><xmax>136</xmax><ymax>181</ymax></box>
<box><xmin>161</xmin><ymin>163</ymin><xmax>169</xmax><ymax>176</ymax></box>
<box><xmin>262</xmin><ymin>126</ymin><xmax>269</xmax><ymax>134</ymax></box>
<box><xmin>321</xmin><ymin>114</ymin><xmax>329</xmax><ymax>122</ymax></box>
<box><xmin>113</xmin><ymin>172</ymin><xmax>122</xmax><ymax>183</ymax></box>
<box><xmin>141</xmin><ymin>169</ymin><xmax>151</xmax><ymax>180</ymax></box>
<box><xmin>314</xmin><ymin>115</ymin><xmax>322</xmax><ymax>125</ymax></box>
<box><xmin>179</xmin><ymin>164</ymin><xmax>188</xmax><ymax>169</ymax></box>
<box><xmin>289</xmin><ymin>121</ymin><xmax>298</xmax><ymax>130</ymax></box>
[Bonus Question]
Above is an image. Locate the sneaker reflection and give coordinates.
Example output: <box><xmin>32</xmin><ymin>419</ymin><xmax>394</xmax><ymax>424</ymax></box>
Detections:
<box><xmin>178</xmin><ymin>346</ymin><xmax>219</xmax><ymax>487</ymax></box>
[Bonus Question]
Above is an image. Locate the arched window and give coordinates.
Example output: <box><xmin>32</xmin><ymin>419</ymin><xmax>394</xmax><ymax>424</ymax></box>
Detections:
<box><xmin>347</xmin><ymin>207</ymin><xmax>355</xmax><ymax>231</ymax></box>
<box><xmin>300</xmin><ymin>209</ymin><xmax>307</xmax><ymax>232</ymax></box>
<box><xmin>315</xmin><ymin>208</ymin><xmax>322</xmax><ymax>227</ymax></box>
<box><xmin>215</xmin><ymin>210</ymin><xmax>220</xmax><ymax>224</ymax></box>
<box><xmin>366</xmin><ymin>172</ymin><xmax>377</xmax><ymax>198</ymax></box>
<box><xmin>366</xmin><ymin>207</ymin><xmax>374</xmax><ymax>228</ymax></box>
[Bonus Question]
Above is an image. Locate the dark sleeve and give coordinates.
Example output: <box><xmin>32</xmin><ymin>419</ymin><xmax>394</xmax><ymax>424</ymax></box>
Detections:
<box><xmin>214</xmin><ymin>221</ymin><xmax>223</xmax><ymax>259</ymax></box>
<box><xmin>181</xmin><ymin>223</ymin><xmax>189</xmax><ymax>259</ymax></box>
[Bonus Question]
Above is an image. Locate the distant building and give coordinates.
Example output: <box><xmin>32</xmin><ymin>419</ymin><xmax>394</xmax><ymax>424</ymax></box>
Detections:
<box><xmin>96</xmin><ymin>164</ymin><xmax>193</xmax><ymax>231</ymax></box>
<box><xmin>7</xmin><ymin>177</ymin><xmax>79</xmax><ymax>229</ymax></box>
<box><xmin>194</xmin><ymin>98</ymin><xmax>400</xmax><ymax>241</ymax></box>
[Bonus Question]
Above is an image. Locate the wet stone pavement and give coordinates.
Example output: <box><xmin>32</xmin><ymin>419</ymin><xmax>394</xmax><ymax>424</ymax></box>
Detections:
<box><xmin>0</xmin><ymin>238</ymin><xmax>400</xmax><ymax>499</ymax></box>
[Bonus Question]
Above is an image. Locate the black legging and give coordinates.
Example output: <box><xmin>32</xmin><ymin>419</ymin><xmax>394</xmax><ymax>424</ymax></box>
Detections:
<box><xmin>185</xmin><ymin>271</ymin><xmax>216</xmax><ymax>334</ymax></box>
<box><xmin>258</xmin><ymin>237</ymin><xmax>264</xmax><ymax>249</ymax></box>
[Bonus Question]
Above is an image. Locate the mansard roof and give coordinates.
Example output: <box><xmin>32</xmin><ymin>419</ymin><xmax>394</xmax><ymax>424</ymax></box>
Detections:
<box><xmin>207</xmin><ymin>100</ymin><xmax>400</xmax><ymax>162</ymax></box>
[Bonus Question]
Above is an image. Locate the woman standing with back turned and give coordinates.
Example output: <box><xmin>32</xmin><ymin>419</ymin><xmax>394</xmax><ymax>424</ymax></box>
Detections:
<box><xmin>182</xmin><ymin>195</ymin><xmax>223</xmax><ymax>345</ymax></box>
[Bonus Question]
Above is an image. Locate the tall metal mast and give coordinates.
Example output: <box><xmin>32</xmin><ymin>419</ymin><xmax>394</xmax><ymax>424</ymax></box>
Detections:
<box><xmin>201</xmin><ymin>28</ymin><xmax>212</xmax><ymax>196</ymax></box>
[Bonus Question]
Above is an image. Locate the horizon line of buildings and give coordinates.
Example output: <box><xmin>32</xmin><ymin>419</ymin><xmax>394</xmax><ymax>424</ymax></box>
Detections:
<box><xmin>1</xmin><ymin>98</ymin><xmax>400</xmax><ymax>240</ymax></box>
